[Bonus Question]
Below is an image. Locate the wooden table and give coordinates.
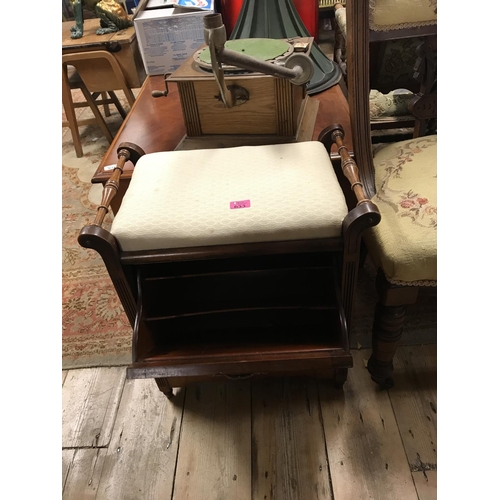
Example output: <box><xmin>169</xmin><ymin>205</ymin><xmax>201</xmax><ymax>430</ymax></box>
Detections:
<box><xmin>62</xmin><ymin>18</ymin><xmax>146</xmax><ymax>89</ymax></box>
<box><xmin>92</xmin><ymin>75</ymin><xmax>353</xmax><ymax>213</ymax></box>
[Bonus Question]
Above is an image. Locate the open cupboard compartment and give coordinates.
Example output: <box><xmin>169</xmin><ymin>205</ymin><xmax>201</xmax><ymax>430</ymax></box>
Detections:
<box><xmin>125</xmin><ymin>251</ymin><xmax>352</xmax><ymax>386</ymax></box>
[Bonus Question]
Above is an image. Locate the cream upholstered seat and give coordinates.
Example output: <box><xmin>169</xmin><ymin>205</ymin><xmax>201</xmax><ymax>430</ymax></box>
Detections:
<box><xmin>111</xmin><ymin>142</ymin><xmax>349</xmax><ymax>252</ymax></box>
<box><xmin>363</xmin><ymin>135</ymin><xmax>437</xmax><ymax>284</ymax></box>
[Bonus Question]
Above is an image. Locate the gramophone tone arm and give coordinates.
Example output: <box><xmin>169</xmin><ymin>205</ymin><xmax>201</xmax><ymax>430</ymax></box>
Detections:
<box><xmin>207</xmin><ymin>31</ymin><xmax>235</xmax><ymax>108</ymax></box>
<box><xmin>203</xmin><ymin>13</ymin><xmax>314</xmax><ymax>108</ymax></box>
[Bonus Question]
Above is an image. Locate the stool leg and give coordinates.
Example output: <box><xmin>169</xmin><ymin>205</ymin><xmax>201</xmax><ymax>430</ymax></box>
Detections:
<box><xmin>122</xmin><ymin>86</ymin><xmax>136</xmax><ymax>108</ymax></box>
<box><xmin>101</xmin><ymin>92</ymin><xmax>111</xmax><ymax>117</ymax></box>
<box><xmin>62</xmin><ymin>70</ymin><xmax>83</xmax><ymax>157</ymax></box>
<box><xmin>155</xmin><ymin>378</ymin><xmax>174</xmax><ymax>399</ymax></box>
<box><xmin>108</xmin><ymin>91</ymin><xmax>127</xmax><ymax>119</ymax></box>
<box><xmin>80</xmin><ymin>85</ymin><xmax>114</xmax><ymax>144</ymax></box>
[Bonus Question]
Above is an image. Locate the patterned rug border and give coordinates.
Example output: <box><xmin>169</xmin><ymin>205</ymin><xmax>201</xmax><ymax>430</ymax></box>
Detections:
<box><xmin>62</xmin><ymin>353</ymin><xmax>131</xmax><ymax>370</ymax></box>
<box><xmin>62</xmin><ymin>96</ymin><xmax>136</xmax><ymax>369</ymax></box>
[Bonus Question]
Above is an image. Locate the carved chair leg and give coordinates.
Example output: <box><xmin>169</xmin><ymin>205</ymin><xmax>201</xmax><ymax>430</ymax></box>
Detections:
<box><xmin>368</xmin><ymin>303</ymin><xmax>406</xmax><ymax>388</ymax></box>
<box><xmin>155</xmin><ymin>378</ymin><xmax>174</xmax><ymax>399</ymax></box>
<box><xmin>367</xmin><ymin>270</ymin><xmax>419</xmax><ymax>389</ymax></box>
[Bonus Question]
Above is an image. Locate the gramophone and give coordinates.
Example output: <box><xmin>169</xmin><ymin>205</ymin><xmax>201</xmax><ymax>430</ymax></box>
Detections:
<box><xmin>153</xmin><ymin>13</ymin><xmax>319</xmax><ymax>150</ymax></box>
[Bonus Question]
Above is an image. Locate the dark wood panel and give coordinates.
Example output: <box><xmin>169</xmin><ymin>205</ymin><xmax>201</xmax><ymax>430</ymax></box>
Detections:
<box><xmin>127</xmin><ymin>346</ymin><xmax>352</xmax><ymax>380</ymax></box>
<box><xmin>139</xmin><ymin>250</ymin><xmax>335</xmax><ymax>279</ymax></box>
<box><xmin>142</xmin><ymin>267</ymin><xmax>335</xmax><ymax>318</ymax></box>
<box><xmin>145</xmin><ymin>307</ymin><xmax>339</xmax><ymax>332</ymax></box>
<box><xmin>120</xmin><ymin>238</ymin><xmax>343</xmax><ymax>265</ymax></box>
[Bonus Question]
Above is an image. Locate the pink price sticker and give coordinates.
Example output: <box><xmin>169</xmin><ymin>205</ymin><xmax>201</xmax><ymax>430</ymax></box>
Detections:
<box><xmin>230</xmin><ymin>200</ymin><xmax>251</xmax><ymax>209</ymax></box>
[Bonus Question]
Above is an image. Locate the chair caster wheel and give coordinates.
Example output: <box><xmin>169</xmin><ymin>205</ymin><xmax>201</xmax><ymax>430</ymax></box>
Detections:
<box><xmin>367</xmin><ymin>357</ymin><xmax>394</xmax><ymax>389</ymax></box>
<box><xmin>370</xmin><ymin>375</ymin><xmax>394</xmax><ymax>389</ymax></box>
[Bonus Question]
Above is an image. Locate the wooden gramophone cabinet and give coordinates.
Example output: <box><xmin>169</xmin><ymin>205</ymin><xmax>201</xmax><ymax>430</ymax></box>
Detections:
<box><xmin>166</xmin><ymin>37</ymin><xmax>318</xmax><ymax>145</ymax></box>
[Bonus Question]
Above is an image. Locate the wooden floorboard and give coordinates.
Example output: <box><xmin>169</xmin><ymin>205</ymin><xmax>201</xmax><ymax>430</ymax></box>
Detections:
<box><xmin>389</xmin><ymin>345</ymin><xmax>437</xmax><ymax>500</ymax></box>
<box><xmin>62</xmin><ymin>449</ymin><xmax>75</xmax><ymax>492</ymax></box>
<box><xmin>63</xmin><ymin>448</ymin><xmax>107</xmax><ymax>500</ymax></box>
<box><xmin>62</xmin><ymin>367</ymin><xmax>126</xmax><ymax>448</ymax></box>
<box><xmin>172</xmin><ymin>380</ymin><xmax>252</xmax><ymax>500</ymax></box>
<box><xmin>251</xmin><ymin>377</ymin><xmax>333</xmax><ymax>500</ymax></box>
<box><xmin>318</xmin><ymin>351</ymin><xmax>419</xmax><ymax>500</ymax></box>
<box><xmin>412</xmin><ymin>470</ymin><xmax>437</xmax><ymax>500</ymax></box>
<box><xmin>61</xmin><ymin>346</ymin><xmax>437</xmax><ymax>500</ymax></box>
<box><xmin>389</xmin><ymin>345</ymin><xmax>437</xmax><ymax>468</ymax></box>
<box><xmin>95</xmin><ymin>379</ymin><xmax>185</xmax><ymax>499</ymax></box>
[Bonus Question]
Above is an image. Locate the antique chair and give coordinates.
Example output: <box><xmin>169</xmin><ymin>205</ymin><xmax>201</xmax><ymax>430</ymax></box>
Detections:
<box><xmin>63</xmin><ymin>56</ymin><xmax>113</xmax><ymax>157</ymax></box>
<box><xmin>331</xmin><ymin>0</ymin><xmax>437</xmax><ymax>84</ymax></box>
<box><xmin>62</xmin><ymin>50</ymin><xmax>135</xmax><ymax>157</ymax></box>
<box><xmin>332</xmin><ymin>0</ymin><xmax>436</xmax><ymax>136</ymax></box>
<box><xmin>78</xmin><ymin>124</ymin><xmax>380</xmax><ymax>396</ymax></box>
<box><xmin>346</xmin><ymin>0</ymin><xmax>437</xmax><ymax>388</ymax></box>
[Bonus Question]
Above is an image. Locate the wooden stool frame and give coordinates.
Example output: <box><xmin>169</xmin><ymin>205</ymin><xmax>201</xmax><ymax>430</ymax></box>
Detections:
<box><xmin>79</xmin><ymin>126</ymin><xmax>380</xmax><ymax>396</ymax></box>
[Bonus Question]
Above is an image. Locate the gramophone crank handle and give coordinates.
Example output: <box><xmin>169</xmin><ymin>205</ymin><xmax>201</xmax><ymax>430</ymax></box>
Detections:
<box><xmin>152</xmin><ymin>90</ymin><xmax>168</xmax><ymax>98</ymax></box>
<box><xmin>152</xmin><ymin>80</ymin><xmax>169</xmax><ymax>98</ymax></box>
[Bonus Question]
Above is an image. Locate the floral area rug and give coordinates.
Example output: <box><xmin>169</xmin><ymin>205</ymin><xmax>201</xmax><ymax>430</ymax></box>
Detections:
<box><xmin>62</xmin><ymin>90</ymin><xmax>436</xmax><ymax>369</ymax></box>
<box><xmin>62</xmin><ymin>90</ymin><xmax>135</xmax><ymax>369</ymax></box>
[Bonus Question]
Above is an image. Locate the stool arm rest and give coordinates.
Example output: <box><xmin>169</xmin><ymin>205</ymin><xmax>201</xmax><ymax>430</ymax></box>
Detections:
<box><xmin>92</xmin><ymin>142</ymin><xmax>145</xmax><ymax>226</ymax></box>
<box><xmin>78</xmin><ymin>224</ymin><xmax>138</xmax><ymax>328</ymax></box>
<box><xmin>318</xmin><ymin>124</ymin><xmax>373</xmax><ymax>207</ymax></box>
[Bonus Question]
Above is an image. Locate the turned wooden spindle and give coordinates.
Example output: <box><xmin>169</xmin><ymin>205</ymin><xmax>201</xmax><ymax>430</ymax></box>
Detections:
<box><xmin>330</xmin><ymin>124</ymin><xmax>371</xmax><ymax>206</ymax></box>
<box><xmin>93</xmin><ymin>142</ymin><xmax>145</xmax><ymax>226</ymax></box>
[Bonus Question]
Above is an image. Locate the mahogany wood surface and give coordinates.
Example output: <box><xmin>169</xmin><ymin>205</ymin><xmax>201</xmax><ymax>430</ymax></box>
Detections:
<box><xmin>92</xmin><ymin>75</ymin><xmax>353</xmax><ymax>184</ymax></box>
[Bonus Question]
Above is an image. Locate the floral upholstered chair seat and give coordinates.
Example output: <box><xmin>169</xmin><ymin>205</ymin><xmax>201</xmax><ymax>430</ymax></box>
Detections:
<box><xmin>363</xmin><ymin>135</ymin><xmax>437</xmax><ymax>285</ymax></box>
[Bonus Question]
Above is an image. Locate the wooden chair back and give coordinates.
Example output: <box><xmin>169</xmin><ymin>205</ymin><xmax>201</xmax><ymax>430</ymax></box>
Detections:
<box><xmin>62</xmin><ymin>59</ymin><xmax>114</xmax><ymax>157</ymax></box>
<box><xmin>62</xmin><ymin>50</ymin><xmax>136</xmax><ymax>107</ymax></box>
<box><xmin>345</xmin><ymin>0</ymin><xmax>436</xmax><ymax>198</ymax></box>
<box><xmin>62</xmin><ymin>50</ymin><xmax>139</xmax><ymax>157</ymax></box>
